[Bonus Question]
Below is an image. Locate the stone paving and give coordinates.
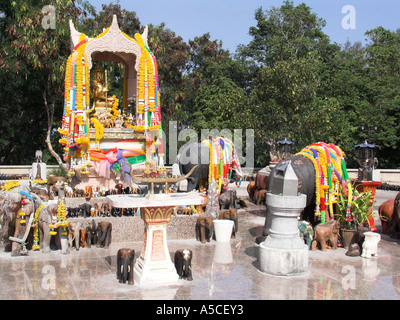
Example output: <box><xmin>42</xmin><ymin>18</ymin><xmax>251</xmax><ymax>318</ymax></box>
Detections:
<box><xmin>0</xmin><ymin>187</ymin><xmax>399</xmax><ymax>301</ymax></box>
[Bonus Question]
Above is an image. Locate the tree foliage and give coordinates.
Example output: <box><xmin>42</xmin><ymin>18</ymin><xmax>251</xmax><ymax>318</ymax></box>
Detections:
<box><xmin>1</xmin><ymin>0</ymin><xmax>399</xmax><ymax>169</ymax></box>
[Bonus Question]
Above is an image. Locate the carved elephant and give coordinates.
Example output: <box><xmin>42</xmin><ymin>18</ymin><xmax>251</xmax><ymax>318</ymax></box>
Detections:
<box><xmin>178</xmin><ymin>142</ymin><xmax>241</xmax><ymax>192</ymax></box>
<box><xmin>67</xmin><ymin>221</ymin><xmax>82</xmax><ymax>251</ymax></box>
<box><xmin>247</xmin><ymin>181</ymin><xmax>256</xmax><ymax>202</ymax></box>
<box><xmin>219</xmin><ymin>189</ymin><xmax>237</xmax><ymax>210</ymax></box>
<box><xmin>0</xmin><ymin>190</ymin><xmax>43</xmax><ymax>256</ymax></box>
<box><xmin>253</xmin><ymin>167</ymin><xmax>270</xmax><ymax>204</ymax></box>
<box><xmin>256</xmin><ymin>189</ymin><xmax>267</xmax><ymax>205</ymax></box>
<box><xmin>311</xmin><ymin>220</ymin><xmax>340</xmax><ymax>251</ymax></box>
<box><xmin>195</xmin><ymin>215</ymin><xmax>214</xmax><ymax>243</ymax></box>
<box><xmin>298</xmin><ymin>220</ymin><xmax>313</xmax><ymax>249</ymax></box>
<box><xmin>79</xmin><ymin>203</ymin><xmax>92</xmax><ymax>218</ymax></box>
<box><xmin>85</xmin><ymin>219</ymin><xmax>97</xmax><ymax>248</ymax></box>
<box><xmin>378</xmin><ymin>199</ymin><xmax>394</xmax><ymax>234</ymax></box>
<box><xmin>96</xmin><ymin>221</ymin><xmax>112</xmax><ymax>248</ymax></box>
<box><xmin>174</xmin><ymin>249</ymin><xmax>193</xmax><ymax>281</ymax></box>
<box><xmin>218</xmin><ymin>208</ymin><xmax>238</xmax><ymax>238</ymax></box>
<box><xmin>0</xmin><ymin>191</ymin><xmax>23</xmax><ymax>254</ymax></box>
<box><xmin>117</xmin><ymin>248</ymin><xmax>135</xmax><ymax>284</ymax></box>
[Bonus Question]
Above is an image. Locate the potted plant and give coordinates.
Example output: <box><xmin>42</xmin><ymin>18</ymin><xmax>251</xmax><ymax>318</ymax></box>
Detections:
<box><xmin>336</xmin><ymin>184</ymin><xmax>374</xmax><ymax>248</ymax></box>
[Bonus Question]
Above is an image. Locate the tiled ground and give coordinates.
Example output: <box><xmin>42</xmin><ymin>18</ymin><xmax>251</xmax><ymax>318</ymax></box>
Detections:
<box><xmin>1</xmin><ymin>188</ymin><xmax>400</xmax><ymax>300</ymax></box>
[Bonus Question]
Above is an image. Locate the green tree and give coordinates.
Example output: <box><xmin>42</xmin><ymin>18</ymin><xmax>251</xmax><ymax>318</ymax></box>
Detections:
<box><xmin>0</xmin><ymin>0</ymin><xmax>92</xmax><ymax>166</ymax></box>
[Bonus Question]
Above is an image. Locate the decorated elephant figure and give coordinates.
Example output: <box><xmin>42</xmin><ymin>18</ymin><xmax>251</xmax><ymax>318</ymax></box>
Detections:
<box><xmin>85</xmin><ymin>219</ymin><xmax>97</xmax><ymax>248</ymax></box>
<box><xmin>96</xmin><ymin>221</ymin><xmax>112</xmax><ymax>248</ymax></box>
<box><xmin>388</xmin><ymin>191</ymin><xmax>400</xmax><ymax>238</ymax></box>
<box><xmin>298</xmin><ymin>220</ymin><xmax>313</xmax><ymax>249</ymax></box>
<box><xmin>67</xmin><ymin>221</ymin><xmax>82</xmax><ymax>251</ymax></box>
<box><xmin>219</xmin><ymin>189</ymin><xmax>237</xmax><ymax>210</ymax></box>
<box><xmin>0</xmin><ymin>190</ymin><xmax>43</xmax><ymax>256</ymax></box>
<box><xmin>195</xmin><ymin>215</ymin><xmax>214</xmax><ymax>243</ymax></box>
<box><xmin>311</xmin><ymin>220</ymin><xmax>340</xmax><ymax>251</ymax></box>
<box><xmin>178</xmin><ymin>140</ymin><xmax>242</xmax><ymax>192</ymax></box>
<box><xmin>0</xmin><ymin>191</ymin><xmax>23</xmax><ymax>254</ymax></box>
<box><xmin>174</xmin><ymin>249</ymin><xmax>193</xmax><ymax>281</ymax></box>
<box><xmin>117</xmin><ymin>248</ymin><xmax>135</xmax><ymax>284</ymax></box>
<box><xmin>218</xmin><ymin>208</ymin><xmax>238</xmax><ymax>238</ymax></box>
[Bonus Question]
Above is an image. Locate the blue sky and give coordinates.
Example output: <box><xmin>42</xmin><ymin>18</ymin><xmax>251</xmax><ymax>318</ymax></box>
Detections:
<box><xmin>88</xmin><ymin>0</ymin><xmax>400</xmax><ymax>53</ymax></box>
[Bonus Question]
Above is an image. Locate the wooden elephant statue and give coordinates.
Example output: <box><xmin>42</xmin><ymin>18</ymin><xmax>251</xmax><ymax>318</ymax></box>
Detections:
<box><xmin>67</xmin><ymin>221</ymin><xmax>82</xmax><ymax>251</ymax></box>
<box><xmin>174</xmin><ymin>249</ymin><xmax>193</xmax><ymax>281</ymax></box>
<box><xmin>247</xmin><ymin>181</ymin><xmax>256</xmax><ymax>203</ymax></box>
<box><xmin>79</xmin><ymin>203</ymin><xmax>92</xmax><ymax>218</ymax></box>
<box><xmin>195</xmin><ymin>215</ymin><xmax>214</xmax><ymax>243</ymax></box>
<box><xmin>96</xmin><ymin>221</ymin><xmax>112</xmax><ymax>248</ymax></box>
<box><xmin>219</xmin><ymin>189</ymin><xmax>237</xmax><ymax>210</ymax></box>
<box><xmin>311</xmin><ymin>219</ymin><xmax>340</xmax><ymax>251</ymax></box>
<box><xmin>298</xmin><ymin>220</ymin><xmax>313</xmax><ymax>249</ymax></box>
<box><xmin>85</xmin><ymin>219</ymin><xmax>97</xmax><ymax>248</ymax></box>
<box><xmin>378</xmin><ymin>199</ymin><xmax>394</xmax><ymax>234</ymax></box>
<box><xmin>218</xmin><ymin>208</ymin><xmax>238</xmax><ymax>238</ymax></box>
<box><xmin>256</xmin><ymin>189</ymin><xmax>267</xmax><ymax>205</ymax></box>
<box><xmin>117</xmin><ymin>248</ymin><xmax>135</xmax><ymax>285</ymax></box>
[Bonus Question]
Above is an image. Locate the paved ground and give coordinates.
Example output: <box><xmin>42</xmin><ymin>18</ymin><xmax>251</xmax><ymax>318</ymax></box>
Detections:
<box><xmin>0</xmin><ymin>185</ymin><xmax>399</xmax><ymax>302</ymax></box>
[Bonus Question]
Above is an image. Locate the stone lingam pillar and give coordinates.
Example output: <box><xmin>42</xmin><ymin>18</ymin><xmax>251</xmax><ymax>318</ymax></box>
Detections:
<box><xmin>259</xmin><ymin>161</ymin><xmax>309</xmax><ymax>277</ymax></box>
<box><xmin>134</xmin><ymin>206</ymin><xmax>179</xmax><ymax>286</ymax></box>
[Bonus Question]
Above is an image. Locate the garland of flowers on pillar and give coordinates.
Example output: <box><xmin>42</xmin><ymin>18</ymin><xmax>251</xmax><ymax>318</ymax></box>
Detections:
<box><xmin>32</xmin><ymin>205</ymin><xmax>46</xmax><ymax>250</ymax></box>
<box><xmin>58</xmin><ymin>33</ymin><xmax>91</xmax><ymax>175</ymax></box>
<box><xmin>297</xmin><ymin>142</ymin><xmax>352</xmax><ymax>223</ymax></box>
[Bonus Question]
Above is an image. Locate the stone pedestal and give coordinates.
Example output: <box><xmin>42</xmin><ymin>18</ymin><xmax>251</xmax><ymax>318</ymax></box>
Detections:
<box><xmin>259</xmin><ymin>192</ymin><xmax>309</xmax><ymax>277</ymax></box>
<box><xmin>134</xmin><ymin>206</ymin><xmax>179</xmax><ymax>286</ymax></box>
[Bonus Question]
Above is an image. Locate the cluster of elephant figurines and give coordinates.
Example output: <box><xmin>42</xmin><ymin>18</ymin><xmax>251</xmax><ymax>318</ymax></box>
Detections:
<box><xmin>0</xmin><ymin>187</ymin><xmax>114</xmax><ymax>256</ymax></box>
<box><xmin>67</xmin><ymin>219</ymin><xmax>112</xmax><ymax>252</ymax></box>
<box><xmin>67</xmin><ymin>203</ymin><xmax>136</xmax><ymax>218</ymax></box>
<box><xmin>115</xmin><ymin>248</ymin><xmax>193</xmax><ymax>285</ymax></box>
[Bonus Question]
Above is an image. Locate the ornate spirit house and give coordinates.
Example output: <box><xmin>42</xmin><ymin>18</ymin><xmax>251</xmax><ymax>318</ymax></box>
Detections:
<box><xmin>59</xmin><ymin>15</ymin><xmax>164</xmax><ymax>190</ymax></box>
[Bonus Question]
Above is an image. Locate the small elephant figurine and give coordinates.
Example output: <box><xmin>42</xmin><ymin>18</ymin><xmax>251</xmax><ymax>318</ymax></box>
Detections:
<box><xmin>79</xmin><ymin>203</ymin><xmax>92</xmax><ymax>218</ymax></box>
<box><xmin>174</xmin><ymin>249</ymin><xmax>193</xmax><ymax>281</ymax></box>
<box><xmin>96</xmin><ymin>221</ymin><xmax>112</xmax><ymax>248</ymax></box>
<box><xmin>219</xmin><ymin>189</ymin><xmax>237</xmax><ymax>209</ymax></box>
<box><xmin>67</xmin><ymin>221</ymin><xmax>81</xmax><ymax>251</ymax></box>
<box><xmin>298</xmin><ymin>220</ymin><xmax>313</xmax><ymax>249</ymax></box>
<box><xmin>256</xmin><ymin>189</ymin><xmax>267</xmax><ymax>205</ymax></box>
<box><xmin>195</xmin><ymin>216</ymin><xmax>214</xmax><ymax>243</ymax></box>
<box><xmin>85</xmin><ymin>219</ymin><xmax>97</xmax><ymax>248</ymax></box>
<box><xmin>117</xmin><ymin>248</ymin><xmax>135</xmax><ymax>284</ymax></box>
<box><xmin>311</xmin><ymin>219</ymin><xmax>340</xmax><ymax>251</ymax></box>
<box><xmin>218</xmin><ymin>208</ymin><xmax>238</xmax><ymax>238</ymax></box>
<box><xmin>79</xmin><ymin>228</ymin><xmax>87</xmax><ymax>248</ymax></box>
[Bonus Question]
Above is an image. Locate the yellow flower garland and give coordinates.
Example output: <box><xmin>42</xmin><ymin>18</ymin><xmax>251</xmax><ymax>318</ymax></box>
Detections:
<box><xmin>32</xmin><ymin>204</ymin><xmax>46</xmax><ymax>250</ymax></box>
<box><xmin>1</xmin><ymin>180</ymin><xmax>20</xmax><ymax>191</ymax></box>
<box><xmin>90</xmin><ymin>117</ymin><xmax>104</xmax><ymax>141</ymax></box>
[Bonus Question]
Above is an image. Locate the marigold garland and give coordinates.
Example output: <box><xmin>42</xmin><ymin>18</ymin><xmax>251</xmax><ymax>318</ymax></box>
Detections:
<box><xmin>32</xmin><ymin>205</ymin><xmax>46</xmax><ymax>250</ymax></box>
<box><xmin>1</xmin><ymin>180</ymin><xmax>20</xmax><ymax>191</ymax></box>
<box><xmin>296</xmin><ymin>142</ymin><xmax>351</xmax><ymax>223</ymax></box>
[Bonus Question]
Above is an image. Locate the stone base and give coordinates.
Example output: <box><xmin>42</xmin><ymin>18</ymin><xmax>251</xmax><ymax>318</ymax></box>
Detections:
<box><xmin>134</xmin><ymin>256</ymin><xmax>179</xmax><ymax>286</ymax></box>
<box><xmin>259</xmin><ymin>241</ymin><xmax>309</xmax><ymax>277</ymax></box>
